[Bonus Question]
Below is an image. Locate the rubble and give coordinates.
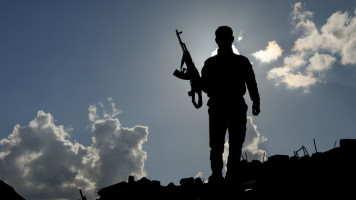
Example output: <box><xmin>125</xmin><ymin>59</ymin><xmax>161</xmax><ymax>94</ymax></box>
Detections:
<box><xmin>97</xmin><ymin>139</ymin><xmax>356</xmax><ymax>200</ymax></box>
<box><xmin>0</xmin><ymin>179</ymin><xmax>25</xmax><ymax>200</ymax></box>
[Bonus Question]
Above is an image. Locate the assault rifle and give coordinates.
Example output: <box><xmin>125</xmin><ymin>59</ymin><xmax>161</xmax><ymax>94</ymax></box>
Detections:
<box><xmin>173</xmin><ymin>29</ymin><xmax>202</xmax><ymax>109</ymax></box>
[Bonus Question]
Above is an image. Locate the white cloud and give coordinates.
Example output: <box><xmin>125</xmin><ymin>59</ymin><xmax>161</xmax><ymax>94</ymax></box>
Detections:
<box><xmin>253</xmin><ymin>41</ymin><xmax>283</xmax><ymax>63</ymax></box>
<box><xmin>194</xmin><ymin>171</ymin><xmax>203</xmax><ymax>179</ymax></box>
<box><xmin>223</xmin><ymin>116</ymin><xmax>267</xmax><ymax>172</ymax></box>
<box><xmin>0</xmin><ymin>98</ymin><xmax>148</xmax><ymax>200</ymax></box>
<box><xmin>307</xmin><ymin>53</ymin><xmax>336</xmax><ymax>72</ymax></box>
<box><xmin>283</xmin><ymin>53</ymin><xmax>306</xmax><ymax>69</ymax></box>
<box><xmin>243</xmin><ymin>116</ymin><xmax>268</xmax><ymax>161</ymax></box>
<box><xmin>267</xmin><ymin>2</ymin><xmax>356</xmax><ymax>92</ymax></box>
<box><xmin>0</xmin><ymin>111</ymin><xmax>94</xmax><ymax>200</ymax></box>
<box><xmin>237</xmin><ymin>30</ymin><xmax>243</xmax><ymax>42</ymax></box>
<box><xmin>268</xmin><ymin>68</ymin><xmax>319</xmax><ymax>93</ymax></box>
<box><xmin>341</xmin><ymin>38</ymin><xmax>356</xmax><ymax>65</ymax></box>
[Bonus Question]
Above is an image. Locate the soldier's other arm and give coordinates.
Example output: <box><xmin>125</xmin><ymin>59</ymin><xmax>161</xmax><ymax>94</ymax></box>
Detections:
<box><xmin>245</xmin><ymin>59</ymin><xmax>260</xmax><ymax>116</ymax></box>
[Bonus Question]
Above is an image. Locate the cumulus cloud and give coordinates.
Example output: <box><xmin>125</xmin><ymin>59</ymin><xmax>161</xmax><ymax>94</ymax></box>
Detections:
<box><xmin>307</xmin><ymin>53</ymin><xmax>336</xmax><ymax>72</ymax></box>
<box><xmin>223</xmin><ymin>116</ymin><xmax>267</xmax><ymax>172</ymax></box>
<box><xmin>243</xmin><ymin>116</ymin><xmax>268</xmax><ymax>161</ymax></box>
<box><xmin>267</xmin><ymin>67</ymin><xmax>319</xmax><ymax>92</ymax></box>
<box><xmin>267</xmin><ymin>2</ymin><xmax>356</xmax><ymax>92</ymax></box>
<box><xmin>0</xmin><ymin>98</ymin><xmax>148</xmax><ymax>200</ymax></box>
<box><xmin>253</xmin><ymin>41</ymin><xmax>283</xmax><ymax>63</ymax></box>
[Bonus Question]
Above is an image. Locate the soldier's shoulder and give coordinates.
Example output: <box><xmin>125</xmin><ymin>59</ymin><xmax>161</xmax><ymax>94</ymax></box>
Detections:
<box><xmin>204</xmin><ymin>55</ymin><xmax>218</xmax><ymax>63</ymax></box>
<box><xmin>202</xmin><ymin>56</ymin><xmax>217</xmax><ymax>73</ymax></box>
<box><xmin>234</xmin><ymin>54</ymin><xmax>252</xmax><ymax>65</ymax></box>
<box><xmin>234</xmin><ymin>54</ymin><xmax>249</xmax><ymax>60</ymax></box>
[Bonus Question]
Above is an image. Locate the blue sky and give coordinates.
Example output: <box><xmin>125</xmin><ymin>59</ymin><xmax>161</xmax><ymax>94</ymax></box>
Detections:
<box><xmin>1</xmin><ymin>1</ymin><xmax>356</xmax><ymax>199</ymax></box>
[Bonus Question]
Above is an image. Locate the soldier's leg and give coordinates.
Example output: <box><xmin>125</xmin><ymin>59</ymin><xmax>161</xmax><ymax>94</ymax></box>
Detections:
<box><xmin>225</xmin><ymin>110</ymin><xmax>247</xmax><ymax>182</ymax></box>
<box><xmin>208</xmin><ymin>107</ymin><xmax>227</xmax><ymax>180</ymax></box>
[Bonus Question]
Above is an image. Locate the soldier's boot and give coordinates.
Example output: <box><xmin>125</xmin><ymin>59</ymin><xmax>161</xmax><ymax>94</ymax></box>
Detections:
<box><xmin>208</xmin><ymin>152</ymin><xmax>224</xmax><ymax>184</ymax></box>
<box><xmin>225</xmin><ymin>151</ymin><xmax>242</xmax><ymax>185</ymax></box>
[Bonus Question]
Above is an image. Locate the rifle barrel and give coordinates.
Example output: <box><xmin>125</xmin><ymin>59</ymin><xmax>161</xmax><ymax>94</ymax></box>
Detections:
<box><xmin>79</xmin><ymin>189</ymin><xmax>84</xmax><ymax>198</ymax></box>
<box><xmin>176</xmin><ymin>29</ymin><xmax>186</xmax><ymax>51</ymax></box>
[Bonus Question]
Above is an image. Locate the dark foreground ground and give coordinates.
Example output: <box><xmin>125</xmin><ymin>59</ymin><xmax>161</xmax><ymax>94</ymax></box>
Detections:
<box><xmin>97</xmin><ymin>139</ymin><xmax>356</xmax><ymax>200</ymax></box>
<box><xmin>0</xmin><ymin>179</ymin><xmax>25</xmax><ymax>200</ymax></box>
<box><xmin>2</xmin><ymin>139</ymin><xmax>355</xmax><ymax>200</ymax></box>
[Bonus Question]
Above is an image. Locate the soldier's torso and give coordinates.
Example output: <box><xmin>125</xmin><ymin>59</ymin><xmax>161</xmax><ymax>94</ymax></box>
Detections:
<box><xmin>202</xmin><ymin>53</ymin><xmax>251</xmax><ymax>106</ymax></box>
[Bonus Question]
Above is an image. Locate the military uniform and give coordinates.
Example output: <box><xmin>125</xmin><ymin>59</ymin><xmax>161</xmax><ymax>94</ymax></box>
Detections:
<box><xmin>201</xmin><ymin>47</ymin><xmax>260</xmax><ymax>183</ymax></box>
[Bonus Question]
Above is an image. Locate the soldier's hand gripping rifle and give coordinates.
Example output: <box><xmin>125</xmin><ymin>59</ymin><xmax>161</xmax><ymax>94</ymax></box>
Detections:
<box><xmin>173</xmin><ymin>29</ymin><xmax>202</xmax><ymax>109</ymax></box>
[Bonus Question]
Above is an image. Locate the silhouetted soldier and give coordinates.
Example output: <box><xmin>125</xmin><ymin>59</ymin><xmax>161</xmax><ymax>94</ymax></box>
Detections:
<box><xmin>201</xmin><ymin>26</ymin><xmax>260</xmax><ymax>184</ymax></box>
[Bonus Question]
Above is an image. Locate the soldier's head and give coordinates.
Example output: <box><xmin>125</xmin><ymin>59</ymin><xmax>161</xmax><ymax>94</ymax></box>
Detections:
<box><xmin>215</xmin><ymin>26</ymin><xmax>234</xmax><ymax>49</ymax></box>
